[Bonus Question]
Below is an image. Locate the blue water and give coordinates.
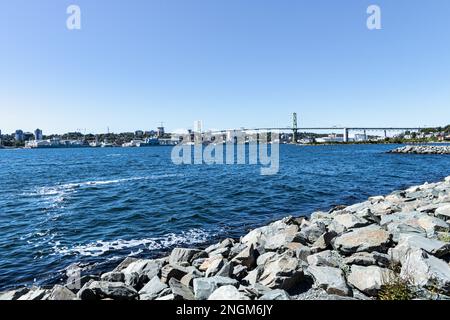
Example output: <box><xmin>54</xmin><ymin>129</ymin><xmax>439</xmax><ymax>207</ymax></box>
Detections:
<box><xmin>0</xmin><ymin>144</ymin><xmax>449</xmax><ymax>290</ymax></box>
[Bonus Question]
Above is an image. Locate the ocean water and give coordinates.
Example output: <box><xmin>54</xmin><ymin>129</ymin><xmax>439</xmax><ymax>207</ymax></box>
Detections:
<box><xmin>0</xmin><ymin>144</ymin><xmax>449</xmax><ymax>290</ymax></box>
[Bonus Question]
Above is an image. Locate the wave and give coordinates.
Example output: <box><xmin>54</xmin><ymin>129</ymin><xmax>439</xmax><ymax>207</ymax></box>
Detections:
<box><xmin>52</xmin><ymin>228</ymin><xmax>214</xmax><ymax>257</ymax></box>
<box><xmin>21</xmin><ymin>174</ymin><xmax>184</xmax><ymax>208</ymax></box>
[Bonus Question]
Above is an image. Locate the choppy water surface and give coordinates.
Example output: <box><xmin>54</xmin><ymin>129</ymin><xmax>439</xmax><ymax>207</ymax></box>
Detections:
<box><xmin>0</xmin><ymin>144</ymin><xmax>449</xmax><ymax>289</ymax></box>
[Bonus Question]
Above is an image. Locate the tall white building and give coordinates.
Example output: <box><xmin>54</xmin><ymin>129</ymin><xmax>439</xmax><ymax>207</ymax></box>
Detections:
<box><xmin>194</xmin><ymin>120</ymin><xmax>203</xmax><ymax>133</ymax></box>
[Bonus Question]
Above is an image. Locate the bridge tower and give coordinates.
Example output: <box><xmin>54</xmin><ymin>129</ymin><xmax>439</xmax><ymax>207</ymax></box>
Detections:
<box><xmin>343</xmin><ymin>128</ymin><xmax>349</xmax><ymax>142</ymax></box>
<box><xmin>292</xmin><ymin>113</ymin><xmax>298</xmax><ymax>143</ymax></box>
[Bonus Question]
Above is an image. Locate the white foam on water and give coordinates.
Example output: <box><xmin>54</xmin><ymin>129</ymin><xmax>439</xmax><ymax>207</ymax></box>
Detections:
<box><xmin>52</xmin><ymin>228</ymin><xmax>213</xmax><ymax>257</ymax></box>
<box><xmin>22</xmin><ymin>173</ymin><xmax>184</xmax><ymax>208</ymax></box>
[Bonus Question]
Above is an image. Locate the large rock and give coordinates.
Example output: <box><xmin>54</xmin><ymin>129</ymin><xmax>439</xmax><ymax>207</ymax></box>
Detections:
<box><xmin>231</xmin><ymin>244</ymin><xmax>257</xmax><ymax>269</ymax></box>
<box><xmin>241</xmin><ymin>218</ymin><xmax>301</xmax><ymax>248</ymax></box>
<box><xmin>205</xmin><ymin>238</ymin><xmax>234</xmax><ymax>253</ymax></box>
<box><xmin>208</xmin><ymin>285</ymin><xmax>250</xmax><ymax>300</ymax></box>
<box><xmin>333</xmin><ymin>225</ymin><xmax>391</xmax><ymax>254</ymax></box>
<box><xmin>139</xmin><ymin>276</ymin><xmax>168</xmax><ymax>300</ymax></box>
<box><xmin>243</xmin><ymin>266</ymin><xmax>264</xmax><ymax>286</ymax></box>
<box><xmin>65</xmin><ymin>274</ymin><xmax>99</xmax><ymax>292</ymax></box>
<box><xmin>47</xmin><ymin>285</ymin><xmax>78</xmax><ymax>300</ymax></box>
<box><xmin>390</xmin><ymin>234</ymin><xmax>450</xmax><ymax>264</ymax></box>
<box><xmin>311</xmin><ymin>231</ymin><xmax>337</xmax><ymax>251</ymax></box>
<box><xmin>257</xmin><ymin>252</ymin><xmax>278</xmax><ymax>266</ymax></box>
<box><xmin>199</xmin><ymin>256</ymin><xmax>222</xmax><ymax>272</ymax></box>
<box><xmin>258</xmin><ymin>253</ymin><xmax>304</xmax><ymax>291</ymax></box>
<box><xmin>299</xmin><ymin>223</ymin><xmax>327</xmax><ymax>244</ymax></box>
<box><xmin>263</xmin><ymin>224</ymin><xmax>301</xmax><ymax>250</ymax></box>
<box><xmin>306</xmin><ymin>266</ymin><xmax>350</xmax><ymax>296</ymax></box>
<box><xmin>435</xmin><ymin>204</ymin><xmax>450</xmax><ymax>219</ymax></box>
<box><xmin>160</xmin><ymin>264</ymin><xmax>197</xmax><ymax>283</ymax></box>
<box><xmin>169</xmin><ymin>278</ymin><xmax>195</xmax><ymax>300</ymax></box>
<box><xmin>347</xmin><ymin>265</ymin><xmax>395</xmax><ymax>296</ymax></box>
<box><xmin>169</xmin><ymin>248</ymin><xmax>203</xmax><ymax>266</ymax></box>
<box><xmin>400</xmin><ymin>249</ymin><xmax>450</xmax><ymax>292</ymax></box>
<box><xmin>343</xmin><ymin>252</ymin><xmax>390</xmax><ymax>267</ymax></box>
<box><xmin>113</xmin><ymin>257</ymin><xmax>139</xmax><ymax>272</ymax></box>
<box><xmin>333</xmin><ymin>214</ymin><xmax>370</xmax><ymax>230</ymax></box>
<box><xmin>193</xmin><ymin>276</ymin><xmax>239</xmax><ymax>300</ymax></box>
<box><xmin>101</xmin><ymin>271</ymin><xmax>125</xmax><ymax>282</ymax></box>
<box><xmin>307</xmin><ymin>250</ymin><xmax>344</xmax><ymax>268</ymax></box>
<box><xmin>217</xmin><ymin>262</ymin><xmax>233</xmax><ymax>276</ymax></box>
<box><xmin>232</xmin><ymin>264</ymin><xmax>248</xmax><ymax>280</ymax></box>
<box><xmin>416</xmin><ymin>215</ymin><xmax>449</xmax><ymax>235</ymax></box>
<box><xmin>122</xmin><ymin>259</ymin><xmax>164</xmax><ymax>288</ymax></box>
<box><xmin>77</xmin><ymin>281</ymin><xmax>139</xmax><ymax>300</ymax></box>
<box><xmin>386</xmin><ymin>222</ymin><xmax>427</xmax><ymax>242</ymax></box>
<box><xmin>258</xmin><ymin>289</ymin><xmax>291</xmax><ymax>300</ymax></box>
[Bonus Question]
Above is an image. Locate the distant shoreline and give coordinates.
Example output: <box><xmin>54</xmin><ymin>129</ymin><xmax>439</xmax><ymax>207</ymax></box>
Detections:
<box><xmin>1</xmin><ymin>141</ymin><xmax>450</xmax><ymax>150</ymax></box>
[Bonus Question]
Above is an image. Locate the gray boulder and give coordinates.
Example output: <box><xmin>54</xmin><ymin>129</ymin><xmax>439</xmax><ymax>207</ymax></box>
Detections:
<box><xmin>208</xmin><ymin>285</ymin><xmax>250</xmax><ymax>300</ymax></box>
<box><xmin>113</xmin><ymin>257</ymin><xmax>139</xmax><ymax>272</ymax></box>
<box><xmin>160</xmin><ymin>264</ymin><xmax>196</xmax><ymax>283</ymax></box>
<box><xmin>101</xmin><ymin>271</ymin><xmax>125</xmax><ymax>282</ymax></box>
<box><xmin>311</xmin><ymin>231</ymin><xmax>337</xmax><ymax>252</ymax></box>
<box><xmin>243</xmin><ymin>266</ymin><xmax>264</xmax><ymax>286</ymax></box>
<box><xmin>333</xmin><ymin>214</ymin><xmax>370</xmax><ymax>230</ymax></box>
<box><xmin>306</xmin><ymin>266</ymin><xmax>350</xmax><ymax>296</ymax></box>
<box><xmin>435</xmin><ymin>204</ymin><xmax>450</xmax><ymax>219</ymax></box>
<box><xmin>389</xmin><ymin>234</ymin><xmax>450</xmax><ymax>264</ymax></box>
<box><xmin>386</xmin><ymin>222</ymin><xmax>427</xmax><ymax>242</ymax></box>
<box><xmin>193</xmin><ymin>276</ymin><xmax>239</xmax><ymax>300</ymax></box>
<box><xmin>231</xmin><ymin>244</ymin><xmax>257</xmax><ymax>269</ymax></box>
<box><xmin>122</xmin><ymin>259</ymin><xmax>164</xmax><ymax>288</ymax></box>
<box><xmin>139</xmin><ymin>276</ymin><xmax>168</xmax><ymax>300</ymax></box>
<box><xmin>169</xmin><ymin>278</ymin><xmax>195</xmax><ymax>300</ymax></box>
<box><xmin>299</xmin><ymin>223</ymin><xmax>327</xmax><ymax>243</ymax></box>
<box><xmin>258</xmin><ymin>289</ymin><xmax>291</xmax><ymax>300</ymax></box>
<box><xmin>257</xmin><ymin>252</ymin><xmax>278</xmax><ymax>266</ymax></box>
<box><xmin>258</xmin><ymin>253</ymin><xmax>304</xmax><ymax>291</ymax></box>
<box><xmin>347</xmin><ymin>265</ymin><xmax>395</xmax><ymax>296</ymax></box>
<box><xmin>416</xmin><ymin>215</ymin><xmax>449</xmax><ymax>235</ymax></box>
<box><xmin>77</xmin><ymin>281</ymin><xmax>139</xmax><ymax>300</ymax></box>
<box><xmin>199</xmin><ymin>255</ymin><xmax>222</xmax><ymax>272</ymax></box>
<box><xmin>343</xmin><ymin>251</ymin><xmax>391</xmax><ymax>267</ymax></box>
<box><xmin>215</xmin><ymin>261</ymin><xmax>234</xmax><ymax>278</ymax></box>
<box><xmin>333</xmin><ymin>225</ymin><xmax>391</xmax><ymax>254</ymax></box>
<box><xmin>47</xmin><ymin>285</ymin><xmax>78</xmax><ymax>300</ymax></box>
<box><xmin>400</xmin><ymin>249</ymin><xmax>450</xmax><ymax>292</ymax></box>
<box><xmin>307</xmin><ymin>250</ymin><xmax>344</xmax><ymax>268</ymax></box>
<box><xmin>169</xmin><ymin>248</ymin><xmax>202</xmax><ymax>266</ymax></box>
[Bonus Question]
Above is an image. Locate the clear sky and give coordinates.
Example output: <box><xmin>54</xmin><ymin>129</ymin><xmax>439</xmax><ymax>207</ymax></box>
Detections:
<box><xmin>1</xmin><ymin>0</ymin><xmax>449</xmax><ymax>134</ymax></box>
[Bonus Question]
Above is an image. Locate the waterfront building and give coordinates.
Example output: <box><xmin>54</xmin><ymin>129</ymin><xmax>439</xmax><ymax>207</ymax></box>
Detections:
<box><xmin>157</xmin><ymin>126</ymin><xmax>165</xmax><ymax>137</ymax></box>
<box><xmin>15</xmin><ymin>130</ymin><xmax>24</xmax><ymax>141</ymax></box>
<box><xmin>135</xmin><ymin>130</ymin><xmax>144</xmax><ymax>137</ymax></box>
<box><xmin>194</xmin><ymin>120</ymin><xmax>203</xmax><ymax>133</ymax></box>
<box><xmin>34</xmin><ymin>128</ymin><xmax>43</xmax><ymax>141</ymax></box>
<box><xmin>315</xmin><ymin>134</ymin><xmax>344</xmax><ymax>143</ymax></box>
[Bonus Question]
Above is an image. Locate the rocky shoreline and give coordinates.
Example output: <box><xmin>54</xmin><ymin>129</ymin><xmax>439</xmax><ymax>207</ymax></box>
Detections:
<box><xmin>389</xmin><ymin>145</ymin><xmax>450</xmax><ymax>154</ymax></box>
<box><xmin>2</xmin><ymin>177</ymin><xmax>450</xmax><ymax>300</ymax></box>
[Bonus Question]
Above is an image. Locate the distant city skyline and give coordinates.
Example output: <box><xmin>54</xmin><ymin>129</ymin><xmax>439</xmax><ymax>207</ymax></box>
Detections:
<box><xmin>1</xmin><ymin>0</ymin><xmax>450</xmax><ymax>134</ymax></box>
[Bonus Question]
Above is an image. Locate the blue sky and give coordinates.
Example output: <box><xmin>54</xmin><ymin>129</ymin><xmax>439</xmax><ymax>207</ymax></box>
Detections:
<box><xmin>1</xmin><ymin>0</ymin><xmax>449</xmax><ymax>134</ymax></box>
